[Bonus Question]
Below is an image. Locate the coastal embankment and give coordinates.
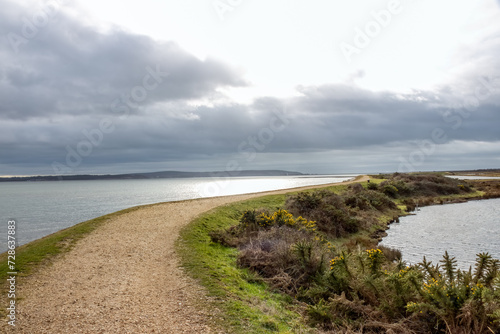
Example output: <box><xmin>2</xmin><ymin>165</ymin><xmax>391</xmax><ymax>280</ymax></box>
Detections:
<box><xmin>2</xmin><ymin>176</ymin><xmax>368</xmax><ymax>333</ymax></box>
<box><xmin>178</xmin><ymin>173</ymin><xmax>500</xmax><ymax>333</ymax></box>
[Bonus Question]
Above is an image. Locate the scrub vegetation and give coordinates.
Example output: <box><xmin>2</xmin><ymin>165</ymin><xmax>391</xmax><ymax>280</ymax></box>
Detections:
<box><xmin>180</xmin><ymin>173</ymin><xmax>500</xmax><ymax>333</ymax></box>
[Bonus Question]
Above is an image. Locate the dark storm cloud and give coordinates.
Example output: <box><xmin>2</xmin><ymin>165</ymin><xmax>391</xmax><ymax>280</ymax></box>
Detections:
<box><xmin>0</xmin><ymin>1</ymin><xmax>246</xmax><ymax>120</ymax></box>
<box><xmin>1</xmin><ymin>80</ymin><xmax>499</xmax><ymax>174</ymax></box>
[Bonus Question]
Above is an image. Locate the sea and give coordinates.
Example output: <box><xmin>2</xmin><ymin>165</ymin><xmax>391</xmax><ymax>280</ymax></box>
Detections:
<box><xmin>0</xmin><ymin>175</ymin><xmax>354</xmax><ymax>252</ymax></box>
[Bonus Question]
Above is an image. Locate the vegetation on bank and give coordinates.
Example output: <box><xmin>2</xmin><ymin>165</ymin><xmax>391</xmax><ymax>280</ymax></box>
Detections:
<box><xmin>179</xmin><ymin>173</ymin><xmax>500</xmax><ymax>333</ymax></box>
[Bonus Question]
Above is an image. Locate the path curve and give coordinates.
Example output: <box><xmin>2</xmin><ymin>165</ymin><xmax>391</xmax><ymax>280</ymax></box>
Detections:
<box><xmin>13</xmin><ymin>176</ymin><xmax>369</xmax><ymax>333</ymax></box>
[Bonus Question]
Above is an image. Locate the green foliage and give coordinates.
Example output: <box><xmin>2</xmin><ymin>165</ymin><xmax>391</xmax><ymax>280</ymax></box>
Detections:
<box><xmin>357</xmin><ymin>190</ymin><xmax>398</xmax><ymax>211</ymax></box>
<box><xmin>386</xmin><ymin>173</ymin><xmax>474</xmax><ymax>197</ymax></box>
<box><xmin>214</xmin><ymin>204</ymin><xmax>500</xmax><ymax>333</ymax></box>
<box><xmin>382</xmin><ymin>184</ymin><xmax>399</xmax><ymax>198</ymax></box>
<box><xmin>286</xmin><ymin>189</ymin><xmax>397</xmax><ymax>239</ymax></box>
<box><xmin>286</xmin><ymin>191</ymin><xmax>322</xmax><ymax>216</ymax></box>
<box><xmin>367</xmin><ymin>181</ymin><xmax>379</xmax><ymax>190</ymax></box>
<box><xmin>405</xmin><ymin>252</ymin><xmax>500</xmax><ymax>333</ymax></box>
<box><xmin>201</xmin><ymin>174</ymin><xmax>499</xmax><ymax>333</ymax></box>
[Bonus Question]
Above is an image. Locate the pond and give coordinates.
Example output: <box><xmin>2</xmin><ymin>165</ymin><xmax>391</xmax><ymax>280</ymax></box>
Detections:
<box><xmin>380</xmin><ymin>198</ymin><xmax>500</xmax><ymax>270</ymax></box>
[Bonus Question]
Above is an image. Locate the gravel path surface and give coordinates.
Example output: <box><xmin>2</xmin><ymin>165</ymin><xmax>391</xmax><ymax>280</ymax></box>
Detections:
<box><xmin>11</xmin><ymin>176</ymin><xmax>368</xmax><ymax>333</ymax></box>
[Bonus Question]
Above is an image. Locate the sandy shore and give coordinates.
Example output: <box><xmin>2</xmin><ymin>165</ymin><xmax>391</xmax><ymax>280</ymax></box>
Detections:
<box><xmin>11</xmin><ymin>176</ymin><xmax>368</xmax><ymax>333</ymax></box>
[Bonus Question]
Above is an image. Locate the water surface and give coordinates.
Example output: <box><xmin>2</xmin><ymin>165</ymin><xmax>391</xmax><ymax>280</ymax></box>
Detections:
<box><xmin>380</xmin><ymin>198</ymin><xmax>500</xmax><ymax>269</ymax></box>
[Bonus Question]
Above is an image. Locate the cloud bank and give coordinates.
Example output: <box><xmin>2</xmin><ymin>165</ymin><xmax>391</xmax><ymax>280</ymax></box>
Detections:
<box><xmin>1</xmin><ymin>1</ymin><xmax>499</xmax><ymax>175</ymax></box>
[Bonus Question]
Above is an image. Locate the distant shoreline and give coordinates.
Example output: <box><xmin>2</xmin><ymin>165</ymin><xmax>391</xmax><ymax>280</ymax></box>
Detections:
<box><xmin>0</xmin><ymin>169</ymin><xmax>306</xmax><ymax>182</ymax></box>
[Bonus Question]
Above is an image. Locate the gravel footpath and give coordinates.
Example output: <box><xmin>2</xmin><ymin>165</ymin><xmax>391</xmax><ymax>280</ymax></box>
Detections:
<box><xmin>10</xmin><ymin>176</ymin><xmax>367</xmax><ymax>333</ymax></box>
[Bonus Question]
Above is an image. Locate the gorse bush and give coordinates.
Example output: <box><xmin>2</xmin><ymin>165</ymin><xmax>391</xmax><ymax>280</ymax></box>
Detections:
<box><xmin>406</xmin><ymin>252</ymin><xmax>500</xmax><ymax>333</ymax></box>
<box><xmin>382</xmin><ymin>183</ymin><xmax>399</xmax><ymax>198</ymax></box>
<box><xmin>379</xmin><ymin>173</ymin><xmax>473</xmax><ymax>198</ymax></box>
<box><xmin>286</xmin><ymin>191</ymin><xmax>358</xmax><ymax>238</ymax></box>
<box><xmin>285</xmin><ymin>189</ymin><xmax>397</xmax><ymax>239</ymax></box>
<box><xmin>232</xmin><ymin>210</ymin><xmax>333</xmax><ymax>294</ymax></box>
<box><xmin>209</xmin><ymin>174</ymin><xmax>499</xmax><ymax>333</ymax></box>
<box><xmin>305</xmin><ymin>249</ymin><xmax>500</xmax><ymax>333</ymax></box>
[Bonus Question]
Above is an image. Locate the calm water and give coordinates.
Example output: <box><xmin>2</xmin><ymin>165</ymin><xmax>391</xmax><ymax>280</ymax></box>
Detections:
<box><xmin>0</xmin><ymin>175</ymin><xmax>354</xmax><ymax>251</ymax></box>
<box><xmin>380</xmin><ymin>198</ymin><xmax>500</xmax><ymax>269</ymax></box>
<box><xmin>447</xmin><ymin>175</ymin><xmax>500</xmax><ymax>180</ymax></box>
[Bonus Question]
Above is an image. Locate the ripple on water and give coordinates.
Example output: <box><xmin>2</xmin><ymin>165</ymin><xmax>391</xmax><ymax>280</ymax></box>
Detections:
<box><xmin>380</xmin><ymin>198</ymin><xmax>500</xmax><ymax>270</ymax></box>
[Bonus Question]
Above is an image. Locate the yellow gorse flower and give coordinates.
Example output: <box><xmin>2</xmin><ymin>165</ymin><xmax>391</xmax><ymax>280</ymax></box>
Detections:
<box><xmin>329</xmin><ymin>255</ymin><xmax>344</xmax><ymax>270</ymax></box>
<box><xmin>254</xmin><ymin>210</ymin><xmax>316</xmax><ymax>230</ymax></box>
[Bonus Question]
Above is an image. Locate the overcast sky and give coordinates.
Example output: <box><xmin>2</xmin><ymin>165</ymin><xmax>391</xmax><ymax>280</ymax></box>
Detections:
<box><xmin>1</xmin><ymin>0</ymin><xmax>499</xmax><ymax>176</ymax></box>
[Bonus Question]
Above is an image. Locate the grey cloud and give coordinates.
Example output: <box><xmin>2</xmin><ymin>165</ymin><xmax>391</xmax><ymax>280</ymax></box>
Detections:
<box><xmin>2</xmin><ymin>81</ymin><xmax>499</xmax><ymax>175</ymax></box>
<box><xmin>1</xmin><ymin>1</ymin><xmax>499</xmax><ymax>175</ymax></box>
<box><xmin>0</xmin><ymin>1</ymin><xmax>246</xmax><ymax>120</ymax></box>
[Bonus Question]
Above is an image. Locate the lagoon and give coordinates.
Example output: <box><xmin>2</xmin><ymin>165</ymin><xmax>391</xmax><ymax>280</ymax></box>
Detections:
<box><xmin>380</xmin><ymin>197</ymin><xmax>500</xmax><ymax>269</ymax></box>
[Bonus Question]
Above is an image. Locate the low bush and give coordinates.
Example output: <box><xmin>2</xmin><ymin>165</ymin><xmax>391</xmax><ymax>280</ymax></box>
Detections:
<box><xmin>378</xmin><ymin>245</ymin><xmax>402</xmax><ymax>262</ymax></box>
<box><xmin>286</xmin><ymin>189</ymin><xmax>396</xmax><ymax>239</ymax></box>
<box><xmin>367</xmin><ymin>181</ymin><xmax>379</xmax><ymax>190</ymax></box>
<box><xmin>231</xmin><ymin>211</ymin><xmax>333</xmax><ymax>294</ymax></box>
<box><xmin>307</xmin><ymin>251</ymin><xmax>500</xmax><ymax>333</ymax></box>
<box><xmin>381</xmin><ymin>183</ymin><xmax>399</xmax><ymax>198</ymax></box>
<box><xmin>385</xmin><ymin>173</ymin><xmax>473</xmax><ymax>198</ymax></box>
<box><xmin>208</xmin><ymin>174</ymin><xmax>500</xmax><ymax>333</ymax></box>
<box><xmin>406</xmin><ymin>252</ymin><xmax>500</xmax><ymax>333</ymax></box>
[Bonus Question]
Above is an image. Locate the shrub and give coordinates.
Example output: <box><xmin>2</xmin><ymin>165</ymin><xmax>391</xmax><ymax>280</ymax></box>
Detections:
<box><xmin>401</xmin><ymin>198</ymin><xmax>417</xmax><ymax>212</ymax></box>
<box><xmin>287</xmin><ymin>189</ymin><xmax>398</xmax><ymax>239</ymax></box>
<box><xmin>406</xmin><ymin>252</ymin><xmax>500</xmax><ymax>333</ymax></box>
<box><xmin>382</xmin><ymin>183</ymin><xmax>399</xmax><ymax>198</ymax></box>
<box><xmin>385</xmin><ymin>173</ymin><xmax>473</xmax><ymax>198</ymax></box>
<box><xmin>344</xmin><ymin>193</ymin><xmax>372</xmax><ymax>211</ymax></box>
<box><xmin>210</xmin><ymin>174</ymin><xmax>500</xmax><ymax>333</ymax></box>
<box><xmin>285</xmin><ymin>191</ymin><xmax>322</xmax><ymax>216</ymax></box>
<box><xmin>311</xmin><ymin>204</ymin><xmax>360</xmax><ymax>238</ymax></box>
<box><xmin>378</xmin><ymin>245</ymin><xmax>402</xmax><ymax>262</ymax></box>
<box><xmin>287</xmin><ymin>192</ymin><xmax>361</xmax><ymax>238</ymax></box>
<box><xmin>348</xmin><ymin>183</ymin><xmax>364</xmax><ymax>193</ymax></box>
<box><xmin>236</xmin><ymin>226</ymin><xmax>330</xmax><ymax>294</ymax></box>
<box><xmin>240</xmin><ymin>209</ymin><xmax>259</xmax><ymax>229</ymax></box>
<box><xmin>363</xmin><ymin>190</ymin><xmax>397</xmax><ymax>211</ymax></box>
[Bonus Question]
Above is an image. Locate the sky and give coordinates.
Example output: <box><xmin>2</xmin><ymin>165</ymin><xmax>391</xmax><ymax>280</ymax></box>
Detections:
<box><xmin>1</xmin><ymin>0</ymin><xmax>499</xmax><ymax>176</ymax></box>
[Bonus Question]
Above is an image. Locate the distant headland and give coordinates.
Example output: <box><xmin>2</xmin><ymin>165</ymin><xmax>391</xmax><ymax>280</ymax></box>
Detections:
<box><xmin>0</xmin><ymin>170</ymin><xmax>306</xmax><ymax>182</ymax></box>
